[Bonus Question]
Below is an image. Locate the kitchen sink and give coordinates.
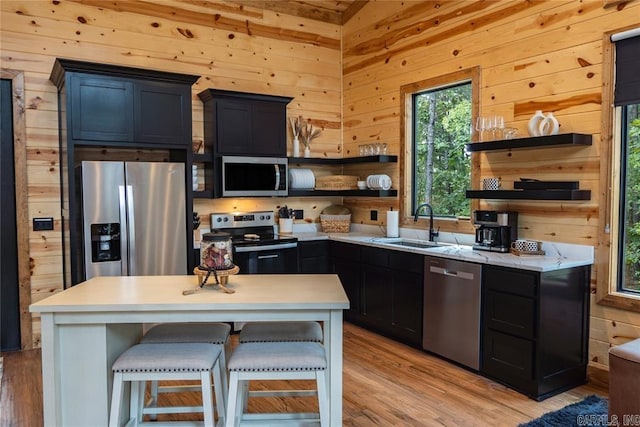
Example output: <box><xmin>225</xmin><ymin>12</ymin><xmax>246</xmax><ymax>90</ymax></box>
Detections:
<box><xmin>370</xmin><ymin>238</ymin><xmax>453</xmax><ymax>249</ymax></box>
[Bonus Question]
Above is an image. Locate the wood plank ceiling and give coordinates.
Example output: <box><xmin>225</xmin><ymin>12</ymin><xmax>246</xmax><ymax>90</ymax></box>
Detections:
<box><xmin>226</xmin><ymin>0</ymin><xmax>368</xmax><ymax>24</ymax></box>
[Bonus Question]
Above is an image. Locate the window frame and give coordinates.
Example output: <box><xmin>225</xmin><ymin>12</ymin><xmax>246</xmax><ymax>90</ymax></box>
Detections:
<box><xmin>399</xmin><ymin>67</ymin><xmax>480</xmax><ymax>233</ymax></box>
<box><xmin>596</xmin><ymin>30</ymin><xmax>640</xmax><ymax>312</ymax></box>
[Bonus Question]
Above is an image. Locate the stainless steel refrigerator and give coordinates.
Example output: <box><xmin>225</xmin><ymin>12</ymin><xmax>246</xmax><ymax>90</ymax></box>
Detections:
<box><xmin>80</xmin><ymin>161</ymin><xmax>187</xmax><ymax>279</ymax></box>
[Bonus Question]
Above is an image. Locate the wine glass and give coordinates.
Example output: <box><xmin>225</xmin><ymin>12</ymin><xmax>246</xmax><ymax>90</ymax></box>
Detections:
<box><xmin>475</xmin><ymin>116</ymin><xmax>488</xmax><ymax>142</ymax></box>
<box><xmin>491</xmin><ymin>115</ymin><xmax>505</xmax><ymax>139</ymax></box>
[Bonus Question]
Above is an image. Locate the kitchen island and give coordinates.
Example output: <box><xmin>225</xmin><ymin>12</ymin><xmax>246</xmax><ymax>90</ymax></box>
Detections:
<box><xmin>30</xmin><ymin>274</ymin><xmax>349</xmax><ymax>426</ymax></box>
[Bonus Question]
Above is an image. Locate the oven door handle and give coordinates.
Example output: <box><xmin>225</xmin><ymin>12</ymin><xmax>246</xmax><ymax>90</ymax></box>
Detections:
<box><xmin>235</xmin><ymin>242</ymin><xmax>298</xmax><ymax>253</ymax></box>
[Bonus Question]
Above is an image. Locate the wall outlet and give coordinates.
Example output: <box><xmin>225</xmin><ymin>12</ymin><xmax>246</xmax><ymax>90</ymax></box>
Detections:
<box><xmin>293</xmin><ymin>209</ymin><xmax>303</xmax><ymax>219</ymax></box>
<box><xmin>370</xmin><ymin>210</ymin><xmax>378</xmax><ymax>221</ymax></box>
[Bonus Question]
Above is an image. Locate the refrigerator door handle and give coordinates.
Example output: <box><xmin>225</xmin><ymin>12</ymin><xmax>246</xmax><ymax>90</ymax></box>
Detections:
<box><xmin>126</xmin><ymin>185</ymin><xmax>136</xmax><ymax>275</ymax></box>
<box><xmin>118</xmin><ymin>185</ymin><xmax>129</xmax><ymax>276</ymax></box>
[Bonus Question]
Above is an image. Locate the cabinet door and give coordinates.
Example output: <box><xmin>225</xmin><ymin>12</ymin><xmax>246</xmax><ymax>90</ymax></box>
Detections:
<box><xmin>251</xmin><ymin>101</ymin><xmax>287</xmax><ymax>156</ymax></box>
<box><xmin>482</xmin><ymin>329</ymin><xmax>534</xmax><ymax>393</ymax></box>
<box><xmin>332</xmin><ymin>257</ymin><xmax>362</xmax><ymax>321</ymax></box>
<box><xmin>70</xmin><ymin>75</ymin><xmax>134</xmax><ymax>142</ymax></box>
<box><xmin>299</xmin><ymin>241</ymin><xmax>329</xmax><ymax>273</ymax></box>
<box><xmin>362</xmin><ymin>264</ymin><xmax>393</xmax><ymax>332</ymax></box>
<box><xmin>134</xmin><ymin>82</ymin><xmax>191</xmax><ymax>145</ymax></box>
<box><xmin>483</xmin><ymin>290</ymin><xmax>535</xmax><ymax>339</ymax></box>
<box><xmin>216</xmin><ymin>99</ymin><xmax>252</xmax><ymax>154</ymax></box>
<box><xmin>390</xmin><ymin>269</ymin><xmax>423</xmax><ymax>346</ymax></box>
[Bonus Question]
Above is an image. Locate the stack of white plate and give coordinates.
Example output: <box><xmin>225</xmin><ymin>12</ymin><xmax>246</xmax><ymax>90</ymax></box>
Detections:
<box><xmin>366</xmin><ymin>174</ymin><xmax>392</xmax><ymax>190</ymax></box>
<box><xmin>289</xmin><ymin>168</ymin><xmax>315</xmax><ymax>189</ymax></box>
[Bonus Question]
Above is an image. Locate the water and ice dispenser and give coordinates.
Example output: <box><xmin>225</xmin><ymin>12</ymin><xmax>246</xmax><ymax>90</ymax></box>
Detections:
<box><xmin>90</xmin><ymin>223</ymin><xmax>121</xmax><ymax>262</ymax></box>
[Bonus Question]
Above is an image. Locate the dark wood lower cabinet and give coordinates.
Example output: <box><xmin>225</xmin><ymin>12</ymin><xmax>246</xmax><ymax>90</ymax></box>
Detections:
<box><xmin>329</xmin><ymin>241</ymin><xmax>362</xmax><ymax>322</ymax></box>
<box><xmin>298</xmin><ymin>240</ymin><xmax>329</xmax><ymax>273</ymax></box>
<box><xmin>330</xmin><ymin>241</ymin><xmax>423</xmax><ymax>347</ymax></box>
<box><xmin>481</xmin><ymin>264</ymin><xmax>591</xmax><ymax>400</ymax></box>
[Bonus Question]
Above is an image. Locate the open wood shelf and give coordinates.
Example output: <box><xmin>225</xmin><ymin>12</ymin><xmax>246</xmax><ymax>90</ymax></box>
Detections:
<box><xmin>193</xmin><ymin>190</ymin><xmax>213</xmax><ymax>198</ymax></box>
<box><xmin>465</xmin><ymin>133</ymin><xmax>592</xmax><ymax>152</ymax></box>
<box><xmin>288</xmin><ymin>189</ymin><xmax>398</xmax><ymax>197</ymax></box>
<box><xmin>465</xmin><ymin>189</ymin><xmax>591</xmax><ymax>200</ymax></box>
<box><xmin>288</xmin><ymin>155</ymin><xmax>397</xmax><ymax>164</ymax></box>
<box><xmin>192</xmin><ymin>153</ymin><xmax>211</xmax><ymax>162</ymax></box>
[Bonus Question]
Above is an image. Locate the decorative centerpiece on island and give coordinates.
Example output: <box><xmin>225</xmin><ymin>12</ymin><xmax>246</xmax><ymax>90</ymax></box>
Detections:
<box><xmin>191</xmin><ymin>230</ymin><xmax>238</xmax><ymax>293</ymax></box>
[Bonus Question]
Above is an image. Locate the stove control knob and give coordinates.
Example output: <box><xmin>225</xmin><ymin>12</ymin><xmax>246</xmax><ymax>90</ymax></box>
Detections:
<box><xmin>215</xmin><ymin>217</ymin><xmax>222</xmax><ymax>223</ymax></box>
<box><xmin>265</xmin><ymin>214</ymin><xmax>271</xmax><ymax>220</ymax></box>
<box><xmin>223</xmin><ymin>217</ymin><xmax>229</xmax><ymax>222</ymax></box>
<box><xmin>259</xmin><ymin>215</ymin><xmax>265</xmax><ymax>220</ymax></box>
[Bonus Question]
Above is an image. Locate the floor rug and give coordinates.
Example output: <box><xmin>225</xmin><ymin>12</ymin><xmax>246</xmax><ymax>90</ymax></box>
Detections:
<box><xmin>519</xmin><ymin>395</ymin><xmax>608</xmax><ymax>427</ymax></box>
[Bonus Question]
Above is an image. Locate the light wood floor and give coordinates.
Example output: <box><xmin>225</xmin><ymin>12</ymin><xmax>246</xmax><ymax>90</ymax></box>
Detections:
<box><xmin>1</xmin><ymin>322</ymin><xmax>607</xmax><ymax>427</ymax></box>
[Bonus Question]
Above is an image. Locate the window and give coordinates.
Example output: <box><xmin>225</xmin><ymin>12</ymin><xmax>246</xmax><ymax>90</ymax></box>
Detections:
<box><xmin>401</xmin><ymin>68</ymin><xmax>479</xmax><ymax>219</ymax></box>
<box><xmin>411</xmin><ymin>79</ymin><xmax>473</xmax><ymax>218</ymax></box>
<box><xmin>611</xmin><ymin>32</ymin><xmax>640</xmax><ymax>295</ymax></box>
<box><xmin>598</xmin><ymin>30</ymin><xmax>640</xmax><ymax>307</ymax></box>
<box><xmin>615</xmin><ymin>104</ymin><xmax>640</xmax><ymax>293</ymax></box>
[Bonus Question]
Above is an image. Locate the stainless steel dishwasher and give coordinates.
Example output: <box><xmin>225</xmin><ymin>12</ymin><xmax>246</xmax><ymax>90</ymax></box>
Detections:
<box><xmin>423</xmin><ymin>256</ymin><xmax>482</xmax><ymax>370</ymax></box>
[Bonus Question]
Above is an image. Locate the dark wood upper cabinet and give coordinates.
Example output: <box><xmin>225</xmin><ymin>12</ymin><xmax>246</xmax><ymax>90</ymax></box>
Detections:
<box><xmin>198</xmin><ymin>89</ymin><xmax>292</xmax><ymax>157</ymax></box>
<box><xmin>51</xmin><ymin>58</ymin><xmax>198</xmax><ymax>148</ymax></box>
<box><xmin>69</xmin><ymin>76</ymin><xmax>134</xmax><ymax>142</ymax></box>
<box><xmin>134</xmin><ymin>81</ymin><xmax>192</xmax><ymax>145</ymax></box>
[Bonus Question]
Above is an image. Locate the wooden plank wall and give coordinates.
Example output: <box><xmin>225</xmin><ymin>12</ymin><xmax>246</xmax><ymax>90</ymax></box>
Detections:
<box><xmin>2</xmin><ymin>0</ymin><xmax>640</xmax><ymax>368</ymax></box>
<box><xmin>342</xmin><ymin>0</ymin><xmax>640</xmax><ymax>370</ymax></box>
<box><xmin>0</xmin><ymin>0</ymin><xmax>343</xmax><ymax>348</ymax></box>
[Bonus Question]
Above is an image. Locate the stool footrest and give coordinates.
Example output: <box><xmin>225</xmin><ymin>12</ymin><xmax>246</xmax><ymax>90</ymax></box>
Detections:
<box><xmin>241</xmin><ymin>412</ymin><xmax>320</xmax><ymax>421</ymax></box>
<box><xmin>248</xmin><ymin>390</ymin><xmax>317</xmax><ymax>398</ymax></box>
<box><xmin>156</xmin><ymin>384</ymin><xmax>202</xmax><ymax>394</ymax></box>
<box><xmin>137</xmin><ymin>422</ymin><xmax>206</xmax><ymax>427</ymax></box>
<box><xmin>143</xmin><ymin>403</ymin><xmax>205</xmax><ymax>415</ymax></box>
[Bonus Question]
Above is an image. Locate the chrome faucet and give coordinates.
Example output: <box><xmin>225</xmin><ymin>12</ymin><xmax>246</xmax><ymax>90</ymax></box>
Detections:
<box><xmin>414</xmin><ymin>203</ymin><xmax>439</xmax><ymax>242</ymax></box>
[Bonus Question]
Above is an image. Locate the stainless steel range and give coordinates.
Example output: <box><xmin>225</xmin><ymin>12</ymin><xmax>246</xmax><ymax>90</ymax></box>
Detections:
<box><xmin>210</xmin><ymin>211</ymin><xmax>298</xmax><ymax>274</ymax></box>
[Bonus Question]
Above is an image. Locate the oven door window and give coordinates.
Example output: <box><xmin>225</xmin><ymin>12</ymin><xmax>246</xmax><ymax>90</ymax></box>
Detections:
<box><xmin>234</xmin><ymin>246</ymin><xmax>298</xmax><ymax>274</ymax></box>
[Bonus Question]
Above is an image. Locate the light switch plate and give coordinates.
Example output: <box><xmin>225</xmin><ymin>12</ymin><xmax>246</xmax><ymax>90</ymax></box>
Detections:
<box><xmin>33</xmin><ymin>217</ymin><xmax>54</xmax><ymax>231</ymax></box>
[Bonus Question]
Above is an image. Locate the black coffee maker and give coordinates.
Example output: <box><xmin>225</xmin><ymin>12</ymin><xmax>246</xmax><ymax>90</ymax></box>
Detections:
<box><xmin>472</xmin><ymin>210</ymin><xmax>518</xmax><ymax>253</ymax></box>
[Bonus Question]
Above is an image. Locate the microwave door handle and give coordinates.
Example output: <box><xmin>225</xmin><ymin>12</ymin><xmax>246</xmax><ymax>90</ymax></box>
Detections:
<box><xmin>274</xmin><ymin>164</ymin><xmax>280</xmax><ymax>190</ymax></box>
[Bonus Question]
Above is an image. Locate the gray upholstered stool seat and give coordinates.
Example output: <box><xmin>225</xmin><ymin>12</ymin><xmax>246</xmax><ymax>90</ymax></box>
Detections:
<box><xmin>609</xmin><ymin>338</ymin><xmax>640</xmax><ymax>422</ymax></box>
<box><xmin>238</xmin><ymin>321</ymin><xmax>323</xmax><ymax>343</ymax></box>
<box><xmin>140</xmin><ymin>322</ymin><xmax>231</xmax><ymax>419</ymax></box>
<box><xmin>109</xmin><ymin>342</ymin><xmax>225</xmax><ymax>427</ymax></box>
<box><xmin>141</xmin><ymin>322</ymin><xmax>231</xmax><ymax>345</ymax></box>
<box><xmin>225</xmin><ymin>342</ymin><xmax>328</xmax><ymax>427</ymax></box>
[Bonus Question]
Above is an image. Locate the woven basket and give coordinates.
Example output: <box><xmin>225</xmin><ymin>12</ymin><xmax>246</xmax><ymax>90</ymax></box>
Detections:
<box><xmin>315</xmin><ymin>175</ymin><xmax>358</xmax><ymax>190</ymax></box>
<box><xmin>320</xmin><ymin>214</ymin><xmax>351</xmax><ymax>233</ymax></box>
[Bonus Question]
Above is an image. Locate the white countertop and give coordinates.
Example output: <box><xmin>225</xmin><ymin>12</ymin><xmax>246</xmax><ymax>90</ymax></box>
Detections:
<box><xmin>30</xmin><ymin>274</ymin><xmax>350</xmax><ymax>313</ymax></box>
<box><xmin>287</xmin><ymin>224</ymin><xmax>593</xmax><ymax>273</ymax></box>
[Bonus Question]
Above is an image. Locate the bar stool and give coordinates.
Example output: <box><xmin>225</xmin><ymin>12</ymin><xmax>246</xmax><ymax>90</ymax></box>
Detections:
<box><xmin>239</xmin><ymin>321</ymin><xmax>323</xmax><ymax>343</ymax></box>
<box><xmin>109</xmin><ymin>342</ymin><xmax>225</xmax><ymax>427</ymax></box>
<box><xmin>139</xmin><ymin>322</ymin><xmax>231</xmax><ymax>417</ymax></box>
<box><xmin>225</xmin><ymin>341</ymin><xmax>328</xmax><ymax>427</ymax></box>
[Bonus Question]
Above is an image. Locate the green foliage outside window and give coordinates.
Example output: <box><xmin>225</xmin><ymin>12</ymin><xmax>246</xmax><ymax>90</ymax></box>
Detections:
<box><xmin>414</xmin><ymin>83</ymin><xmax>471</xmax><ymax>218</ymax></box>
<box><xmin>621</xmin><ymin>104</ymin><xmax>640</xmax><ymax>292</ymax></box>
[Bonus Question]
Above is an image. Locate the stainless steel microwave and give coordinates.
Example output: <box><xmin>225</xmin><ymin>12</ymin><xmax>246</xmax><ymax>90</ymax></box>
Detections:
<box><xmin>221</xmin><ymin>156</ymin><xmax>288</xmax><ymax>197</ymax></box>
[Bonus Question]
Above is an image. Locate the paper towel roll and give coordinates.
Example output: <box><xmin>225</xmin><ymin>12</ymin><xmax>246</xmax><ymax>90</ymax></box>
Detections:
<box><xmin>386</xmin><ymin>210</ymin><xmax>399</xmax><ymax>238</ymax></box>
